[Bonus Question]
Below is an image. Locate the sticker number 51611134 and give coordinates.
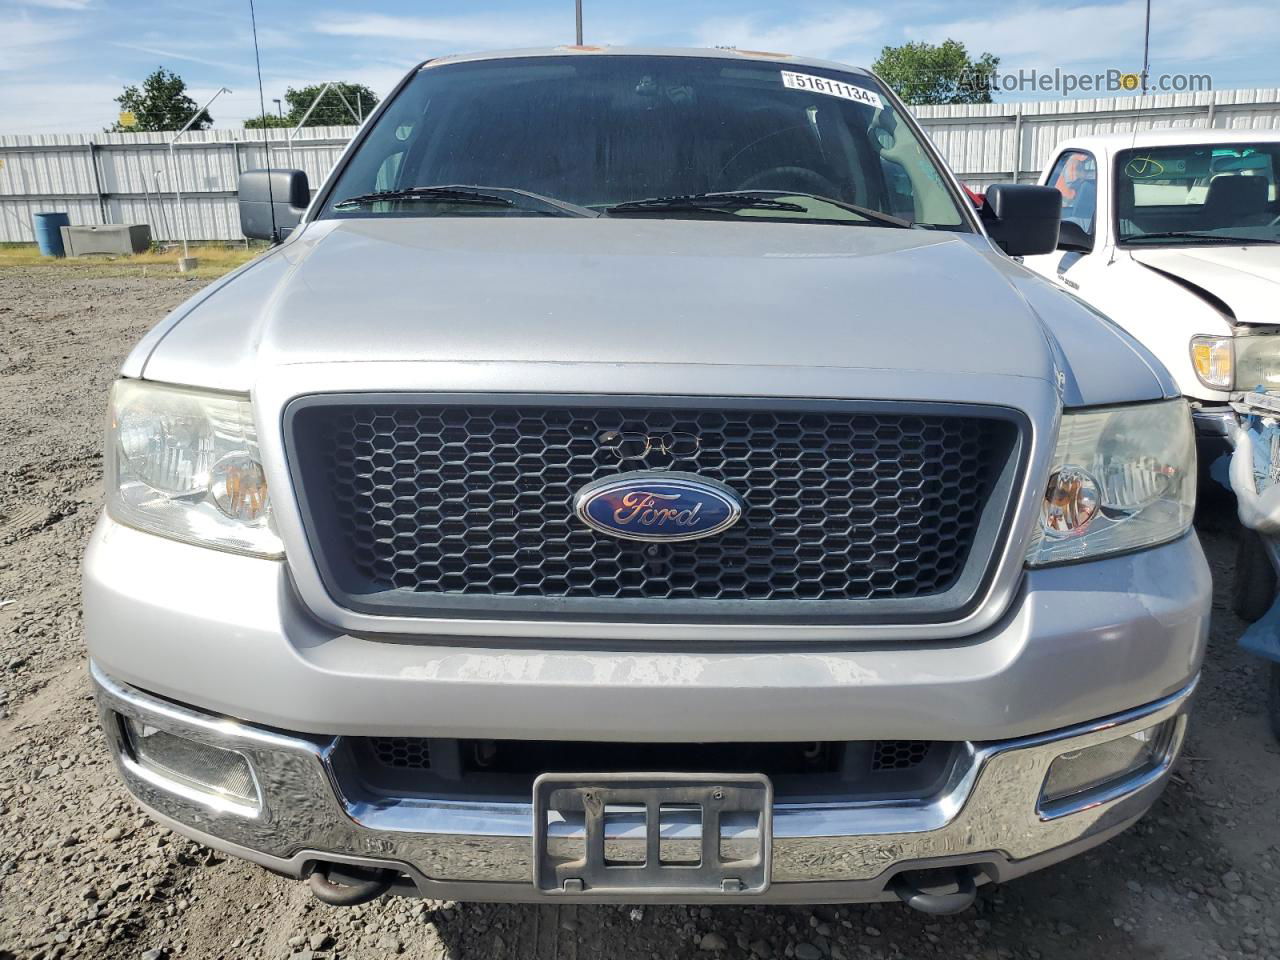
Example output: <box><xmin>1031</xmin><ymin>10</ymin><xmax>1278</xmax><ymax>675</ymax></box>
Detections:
<box><xmin>780</xmin><ymin>71</ymin><xmax>884</xmax><ymax>110</ymax></box>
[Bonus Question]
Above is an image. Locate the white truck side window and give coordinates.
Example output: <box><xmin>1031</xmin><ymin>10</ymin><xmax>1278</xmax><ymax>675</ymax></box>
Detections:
<box><xmin>1046</xmin><ymin>150</ymin><xmax>1097</xmax><ymax>235</ymax></box>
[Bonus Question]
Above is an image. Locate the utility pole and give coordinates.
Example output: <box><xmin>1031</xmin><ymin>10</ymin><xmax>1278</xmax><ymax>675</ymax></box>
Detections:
<box><xmin>575</xmin><ymin>0</ymin><xmax>583</xmax><ymax>44</ymax></box>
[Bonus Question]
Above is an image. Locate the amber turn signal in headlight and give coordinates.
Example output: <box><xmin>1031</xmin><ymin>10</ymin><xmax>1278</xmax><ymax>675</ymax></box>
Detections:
<box><xmin>1190</xmin><ymin>335</ymin><xmax>1232</xmax><ymax>390</ymax></box>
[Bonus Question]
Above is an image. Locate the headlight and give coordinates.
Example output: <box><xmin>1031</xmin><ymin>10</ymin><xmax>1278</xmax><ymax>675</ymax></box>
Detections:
<box><xmin>1026</xmin><ymin>400</ymin><xmax>1195</xmax><ymax>566</ymax></box>
<box><xmin>106</xmin><ymin>380</ymin><xmax>283</xmax><ymax>557</ymax></box>
<box><xmin>1234</xmin><ymin>334</ymin><xmax>1280</xmax><ymax>392</ymax></box>
<box><xmin>1191</xmin><ymin>333</ymin><xmax>1280</xmax><ymax>392</ymax></box>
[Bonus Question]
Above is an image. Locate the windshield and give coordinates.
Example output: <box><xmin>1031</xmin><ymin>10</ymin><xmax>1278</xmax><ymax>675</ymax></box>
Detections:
<box><xmin>1115</xmin><ymin>142</ymin><xmax>1280</xmax><ymax>244</ymax></box>
<box><xmin>319</xmin><ymin>54</ymin><xmax>970</xmax><ymax>229</ymax></box>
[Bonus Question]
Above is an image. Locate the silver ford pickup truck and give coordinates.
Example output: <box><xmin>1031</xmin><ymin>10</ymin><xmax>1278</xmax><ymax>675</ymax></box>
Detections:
<box><xmin>86</xmin><ymin>47</ymin><xmax>1210</xmax><ymax>912</ymax></box>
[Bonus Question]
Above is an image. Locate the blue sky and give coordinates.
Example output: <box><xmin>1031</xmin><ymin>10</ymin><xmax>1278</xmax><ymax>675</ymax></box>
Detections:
<box><xmin>2</xmin><ymin>0</ymin><xmax>1277</xmax><ymax>133</ymax></box>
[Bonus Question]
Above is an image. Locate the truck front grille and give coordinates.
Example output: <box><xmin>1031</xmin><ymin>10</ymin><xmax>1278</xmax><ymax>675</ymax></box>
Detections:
<box><xmin>285</xmin><ymin>397</ymin><xmax>1025</xmax><ymax>623</ymax></box>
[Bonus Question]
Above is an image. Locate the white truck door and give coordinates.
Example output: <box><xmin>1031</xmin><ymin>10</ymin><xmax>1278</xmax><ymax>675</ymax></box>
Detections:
<box><xmin>1021</xmin><ymin>149</ymin><xmax>1100</xmax><ymax>294</ymax></box>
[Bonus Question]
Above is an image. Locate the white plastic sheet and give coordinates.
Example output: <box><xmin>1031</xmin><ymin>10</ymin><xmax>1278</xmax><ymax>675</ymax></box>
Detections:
<box><xmin>1230</xmin><ymin>426</ymin><xmax>1280</xmax><ymax>534</ymax></box>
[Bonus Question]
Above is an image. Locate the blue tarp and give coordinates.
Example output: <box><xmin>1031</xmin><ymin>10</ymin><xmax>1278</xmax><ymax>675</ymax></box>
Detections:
<box><xmin>1231</xmin><ymin>404</ymin><xmax>1280</xmax><ymax>663</ymax></box>
<box><xmin>1240</xmin><ymin>596</ymin><xmax>1280</xmax><ymax>663</ymax></box>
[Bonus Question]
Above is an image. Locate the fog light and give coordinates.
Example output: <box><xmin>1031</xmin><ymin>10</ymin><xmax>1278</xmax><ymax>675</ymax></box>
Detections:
<box><xmin>1040</xmin><ymin>719</ymin><xmax>1174</xmax><ymax>810</ymax></box>
<box><xmin>122</xmin><ymin>717</ymin><xmax>259</xmax><ymax>813</ymax></box>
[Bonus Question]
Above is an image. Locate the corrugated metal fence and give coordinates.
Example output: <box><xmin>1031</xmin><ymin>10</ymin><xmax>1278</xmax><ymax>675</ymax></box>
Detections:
<box><xmin>0</xmin><ymin>127</ymin><xmax>356</xmax><ymax>244</ymax></box>
<box><xmin>3</xmin><ymin>87</ymin><xmax>1280</xmax><ymax>244</ymax></box>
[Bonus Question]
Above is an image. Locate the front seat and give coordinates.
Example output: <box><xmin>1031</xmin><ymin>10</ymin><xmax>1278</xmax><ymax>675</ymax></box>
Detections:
<box><xmin>1202</xmin><ymin>175</ymin><xmax>1269</xmax><ymax>225</ymax></box>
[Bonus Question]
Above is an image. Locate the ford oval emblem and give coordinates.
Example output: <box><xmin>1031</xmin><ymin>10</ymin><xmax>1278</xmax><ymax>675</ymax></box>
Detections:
<box><xmin>574</xmin><ymin>471</ymin><xmax>744</xmax><ymax>543</ymax></box>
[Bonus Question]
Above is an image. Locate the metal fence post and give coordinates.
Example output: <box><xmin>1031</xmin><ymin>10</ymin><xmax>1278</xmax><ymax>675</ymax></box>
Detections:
<box><xmin>88</xmin><ymin>140</ymin><xmax>108</xmax><ymax>224</ymax></box>
<box><xmin>232</xmin><ymin>140</ymin><xmax>248</xmax><ymax>248</ymax></box>
<box><xmin>1012</xmin><ymin>108</ymin><xmax>1024</xmax><ymax>182</ymax></box>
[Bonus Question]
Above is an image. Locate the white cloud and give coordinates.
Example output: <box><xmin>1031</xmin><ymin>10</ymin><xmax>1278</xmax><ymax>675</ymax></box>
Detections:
<box><xmin>0</xmin><ymin>15</ymin><xmax>84</xmax><ymax>71</ymax></box>
<box><xmin>691</xmin><ymin>8</ymin><xmax>888</xmax><ymax>62</ymax></box>
<box><xmin>311</xmin><ymin>12</ymin><xmax>571</xmax><ymax>52</ymax></box>
<box><xmin>0</xmin><ymin>79</ymin><xmax>123</xmax><ymax>133</ymax></box>
<box><xmin>109</xmin><ymin>41</ymin><xmax>252</xmax><ymax>72</ymax></box>
<box><xmin>12</xmin><ymin>0</ymin><xmax>92</xmax><ymax>9</ymax></box>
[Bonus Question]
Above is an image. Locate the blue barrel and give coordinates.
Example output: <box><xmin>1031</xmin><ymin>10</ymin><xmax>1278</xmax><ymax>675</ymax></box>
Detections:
<box><xmin>33</xmin><ymin>212</ymin><xmax>71</xmax><ymax>257</ymax></box>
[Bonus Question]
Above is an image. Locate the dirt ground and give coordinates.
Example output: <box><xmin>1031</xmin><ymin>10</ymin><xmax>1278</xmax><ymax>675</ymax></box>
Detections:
<box><xmin>1</xmin><ymin>265</ymin><xmax>1278</xmax><ymax>960</ymax></box>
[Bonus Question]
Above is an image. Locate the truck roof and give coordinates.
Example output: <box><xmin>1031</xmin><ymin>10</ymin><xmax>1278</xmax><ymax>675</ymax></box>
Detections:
<box><xmin>422</xmin><ymin>45</ymin><xmax>875</xmax><ymax>79</ymax></box>
<box><xmin>1055</xmin><ymin>127</ymin><xmax>1280</xmax><ymax>155</ymax></box>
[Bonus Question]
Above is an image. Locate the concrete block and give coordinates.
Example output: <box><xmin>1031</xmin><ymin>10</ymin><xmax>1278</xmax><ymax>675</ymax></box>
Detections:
<box><xmin>60</xmin><ymin>224</ymin><xmax>152</xmax><ymax>257</ymax></box>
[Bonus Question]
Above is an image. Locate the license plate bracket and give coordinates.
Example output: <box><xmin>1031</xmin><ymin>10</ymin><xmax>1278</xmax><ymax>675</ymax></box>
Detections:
<box><xmin>532</xmin><ymin>772</ymin><xmax>772</xmax><ymax>896</ymax></box>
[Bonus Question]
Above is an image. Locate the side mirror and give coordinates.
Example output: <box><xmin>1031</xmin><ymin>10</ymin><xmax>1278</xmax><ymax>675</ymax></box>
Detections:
<box><xmin>981</xmin><ymin>183</ymin><xmax>1062</xmax><ymax>257</ymax></box>
<box><xmin>1057</xmin><ymin>220</ymin><xmax>1095</xmax><ymax>253</ymax></box>
<box><xmin>238</xmin><ymin>168</ymin><xmax>310</xmax><ymax>243</ymax></box>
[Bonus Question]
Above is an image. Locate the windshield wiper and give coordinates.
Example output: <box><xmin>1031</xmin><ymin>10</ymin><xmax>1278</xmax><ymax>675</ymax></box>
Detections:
<box><xmin>605</xmin><ymin>190</ymin><xmax>912</xmax><ymax>227</ymax></box>
<box><xmin>605</xmin><ymin>192</ymin><xmax>809</xmax><ymax>215</ymax></box>
<box><xmin>740</xmin><ymin>190</ymin><xmax>914</xmax><ymax>228</ymax></box>
<box><xmin>333</xmin><ymin>185</ymin><xmax>596</xmax><ymax>217</ymax></box>
<box><xmin>334</xmin><ymin>186</ymin><xmax>515</xmax><ymax>209</ymax></box>
<box><xmin>1126</xmin><ymin>231</ymin><xmax>1280</xmax><ymax>245</ymax></box>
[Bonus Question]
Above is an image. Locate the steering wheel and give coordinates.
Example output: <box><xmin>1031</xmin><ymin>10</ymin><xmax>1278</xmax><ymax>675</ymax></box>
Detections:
<box><xmin>735</xmin><ymin>165</ymin><xmax>841</xmax><ymax>199</ymax></box>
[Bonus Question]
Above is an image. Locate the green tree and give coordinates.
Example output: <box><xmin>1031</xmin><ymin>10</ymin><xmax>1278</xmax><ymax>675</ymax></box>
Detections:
<box><xmin>111</xmin><ymin>67</ymin><xmax>211</xmax><ymax>132</ymax></box>
<box><xmin>245</xmin><ymin>82</ymin><xmax>379</xmax><ymax>128</ymax></box>
<box><xmin>873</xmin><ymin>40</ymin><xmax>1000</xmax><ymax>105</ymax></box>
<box><xmin>242</xmin><ymin>112</ymin><xmax>292</xmax><ymax>130</ymax></box>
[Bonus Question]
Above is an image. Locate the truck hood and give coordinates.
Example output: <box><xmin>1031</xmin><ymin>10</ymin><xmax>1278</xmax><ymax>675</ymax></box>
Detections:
<box><xmin>1130</xmin><ymin>245</ymin><xmax>1280</xmax><ymax>326</ymax></box>
<box><xmin>138</xmin><ymin>217</ymin><xmax>1167</xmax><ymax>404</ymax></box>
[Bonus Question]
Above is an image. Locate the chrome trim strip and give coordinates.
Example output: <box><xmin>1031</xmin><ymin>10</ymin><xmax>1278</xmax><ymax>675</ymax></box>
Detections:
<box><xmin>92</xmin><ymin>661</ymin><xmax>1196</xmax><ymax>888</ymax></box>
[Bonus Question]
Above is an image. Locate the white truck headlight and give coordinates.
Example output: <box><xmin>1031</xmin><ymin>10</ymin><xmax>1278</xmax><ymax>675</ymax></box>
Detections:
<box><xmin>1191</xmin><ymin>333</ymin><xmax>1280</xmax><ymax>392</ymax></box>
<box><xmin>1233</xmin><ymin>334</ymin><xmax>1280</xmax><ymax>392</ymax></box>
<box><xmin>106</xmin><ymin>380</ymin><xmax>283</xmax><ymax>558</ymax></box>
<box><xmin>1026</xmin><ymin>400</ymin><xmax>1195</xmax><ymax>566</ymax></box>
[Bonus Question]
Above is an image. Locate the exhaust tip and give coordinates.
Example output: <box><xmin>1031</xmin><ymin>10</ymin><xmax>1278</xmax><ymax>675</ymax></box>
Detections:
<box><xmin>306</xmin><ymin>863</ymin><xmax>395</xmax><ymax>907</ymax></box>
<box><xmin>890</xmin><ymin>867</ymin><xmax>979</xmax><ymax>915</ymax></box>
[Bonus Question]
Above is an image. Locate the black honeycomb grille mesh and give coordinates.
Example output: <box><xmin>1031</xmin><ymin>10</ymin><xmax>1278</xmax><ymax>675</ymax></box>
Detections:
<box><xmin>289</xmin><ymin>402</ymin><xmax>1016</xmax><ymax>607</ymax></box>
<box><xmin>371</xmin><ymin>737</ymin><xmax>432</xmax><ymax>770</ymax></box>
<box><xmin>871</xmin><ymin>740</ymin><xmax>932</xmax><ymax>771</ymax></box>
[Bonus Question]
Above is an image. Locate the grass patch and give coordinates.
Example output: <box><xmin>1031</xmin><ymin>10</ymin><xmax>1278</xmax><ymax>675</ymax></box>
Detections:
<box><xmin>0</xmin><ymin>243</ymin><xmax>264</xmax><ymax>280</ymax></box>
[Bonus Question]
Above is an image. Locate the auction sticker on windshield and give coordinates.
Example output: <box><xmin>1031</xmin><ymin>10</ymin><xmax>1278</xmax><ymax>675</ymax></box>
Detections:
<box><xmin>780</xmin><ymin>71</ymin><xmax>884</xmax><ymax>109</ymax></box>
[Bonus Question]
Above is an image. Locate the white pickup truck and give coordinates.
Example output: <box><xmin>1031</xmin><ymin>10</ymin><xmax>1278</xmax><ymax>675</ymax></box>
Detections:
<box><xmin>1022</xmin><ymin>129</ymin><xmax>1280</xmax><ymax>467</ymax></box>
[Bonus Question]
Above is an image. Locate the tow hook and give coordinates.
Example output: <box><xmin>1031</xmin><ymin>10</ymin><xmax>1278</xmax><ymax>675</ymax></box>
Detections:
<box><xmin>890</xmin><ymin>867</ymin><xmax>979</xmax><ymax>915</ymax></box>
<box><xmin>306</xmin><ymin>863</ymin><xmax>396</xmax><ymax>906</ymax></box>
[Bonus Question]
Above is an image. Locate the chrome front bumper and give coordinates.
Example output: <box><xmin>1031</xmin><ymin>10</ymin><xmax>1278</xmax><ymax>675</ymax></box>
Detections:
<box><xmin>93</xmin><ymin>662</ymin><xmax>1195</xmax><ymax>904</ymax></box>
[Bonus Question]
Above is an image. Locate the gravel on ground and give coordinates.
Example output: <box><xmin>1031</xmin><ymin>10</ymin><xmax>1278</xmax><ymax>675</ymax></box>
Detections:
<box><xmin>1</xmin><ymin>266</ymin><xmax>1278</xmax><ymax>960</ymax></box>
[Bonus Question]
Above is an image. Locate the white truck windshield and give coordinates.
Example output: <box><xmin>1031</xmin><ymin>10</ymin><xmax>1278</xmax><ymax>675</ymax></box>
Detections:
<box><xmin>1116</xmin><ymin>142</ymin><xmax>1280</xmax><ymax>245</ymax></box>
